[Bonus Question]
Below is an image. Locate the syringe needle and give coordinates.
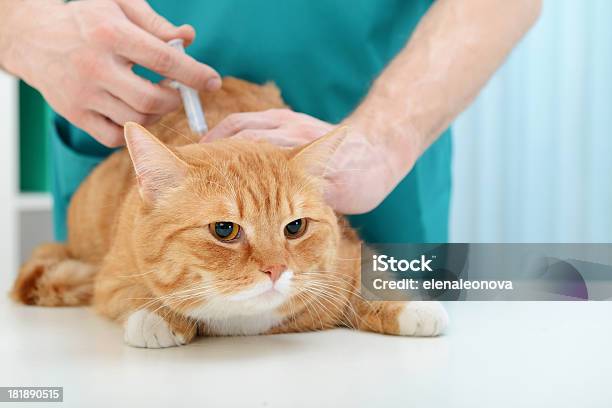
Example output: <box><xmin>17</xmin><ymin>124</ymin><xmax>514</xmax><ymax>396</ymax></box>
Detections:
<box><xmin>167</xmin><ymin>39</ymin><xmax>209</xmax><ymax>137</ymax></box>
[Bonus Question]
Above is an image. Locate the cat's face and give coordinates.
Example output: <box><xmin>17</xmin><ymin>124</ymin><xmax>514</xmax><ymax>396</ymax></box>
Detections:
<box><xmin>125</xmin><ymin>123</ymin><xmax>347</xmax><ymax>320</ymax></box>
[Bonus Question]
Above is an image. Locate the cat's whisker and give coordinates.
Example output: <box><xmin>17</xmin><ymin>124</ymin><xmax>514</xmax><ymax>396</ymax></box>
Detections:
<box><xmin>298</xmin><ymin>272</ymin><xmax>360</xmax><ymax>291</ymax></box>
<box><xmin>134</xmin><ymin>283</ymin><xmax>218</xmax><ymax>301</ymax></box>
<box><xmin>297</xmin><ymin>273</ymin><xmax>371</xmax><ymax>317</ymax></box>
<box><xmin>298</xmin><ymin>288</ymin><xmax>337</xmax><ymax>328</ymax></box>
<box><xmin>124</xmin><ymin>282</ymin><xmax>222</xmax><ymax>318</ymax></box>
<box><xmin>156</xmin><ymin>121</ymin><xmax>199</xmax><ymax>144</ymax></box>
<box><xmin>304</xmin><ymin>282</ymin><xmax>367</xmax><ymax>306</ymax></box>
<box><xmin>116</xmin><ymin>269</ymin><xmax>158</xmax><ymax>279</ymax></box>
<box><xmin>298</xmin><ymin>285</ymin><xmax>351</xmax><ymax>328</ymax></box>
<box><xmin>303</xmin><ymin>289</ymin><xmax>333</xmax><ymax>331</ymax></box>
<box><xmin>333</xmin><ymin>256</ymin><xmax>361</xmax><ymax>261</ymax></box>
<box><xmin>300</xmin><ymin>282</ymin><xmax>370</xmax><ymax>331</ymax></box>
<box><xmin>300</xmin><ymin>269</ymin><xmax>357</xmax><ymax>281</ymax></box>
<box><xmin>292</xmin><ymin>290</ymin><xmax>320</xmax><ymax>330</ymax></box>
<box><xmin>292</xmin><ymin>292</ymin><xmax>315</xmax><ymax>326</ymax></box>
<box><xmin>302</xmin><ymin>283</ymin><xmax>357</xmax><ymax>327</ymax></box>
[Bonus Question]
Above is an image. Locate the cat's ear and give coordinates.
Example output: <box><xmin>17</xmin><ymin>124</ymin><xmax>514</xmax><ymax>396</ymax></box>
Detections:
<box><xmin>289</xmin><ymin>126</ymin><xmax>348</xmax><ymax>178</ymax></box>
<box><xmin>124</xmin><ymin>122</ymin><xmax>189</xmax><ymax>204</ymax></box>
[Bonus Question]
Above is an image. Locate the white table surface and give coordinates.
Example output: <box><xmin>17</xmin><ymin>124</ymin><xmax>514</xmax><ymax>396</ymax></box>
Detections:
<box><xmin>1</xmin><ymin>278</ymin><xmax>611</xmax><ymax>408</ymax></box>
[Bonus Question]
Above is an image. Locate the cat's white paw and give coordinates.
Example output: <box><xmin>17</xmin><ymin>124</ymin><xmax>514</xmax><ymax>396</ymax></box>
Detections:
<box><xmin>397</xmin><ymin>301</ymin><xmax>449</xmax><ymax>337</ymax></box>
<box><xmin>124</xmin><ymin>309</ymin><xmax>186</xmax><ymax>348</ymax></box>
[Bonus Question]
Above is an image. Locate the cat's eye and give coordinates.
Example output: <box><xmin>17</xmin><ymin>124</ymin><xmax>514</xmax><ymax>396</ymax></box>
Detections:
<box><xmin>209</xmin><ymin>222</ymin><xmax>241</xmax><ymax>242</ymax></box>
<box><xmin>285</xmin><ymin>218</ymin><xmax>308</xmax><ymax>239</ymax></box>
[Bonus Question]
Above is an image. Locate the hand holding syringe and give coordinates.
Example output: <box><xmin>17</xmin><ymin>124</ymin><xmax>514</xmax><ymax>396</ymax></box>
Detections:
<box><xmin>168</xmin><ymin>39</ymin><xmax>209</xmax><ymax>137</ymax></box>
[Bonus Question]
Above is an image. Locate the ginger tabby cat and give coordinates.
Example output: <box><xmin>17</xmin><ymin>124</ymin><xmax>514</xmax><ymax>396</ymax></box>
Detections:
<box><xmin>12</xmin><ymin>78</ymin><xmax>448</xmax><ymax>348</ymax></box>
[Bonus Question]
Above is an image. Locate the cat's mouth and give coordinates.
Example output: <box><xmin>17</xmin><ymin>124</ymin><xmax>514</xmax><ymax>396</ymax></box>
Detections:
<box><xmin>227</xmin><ymin>270</ymin><xmax>294</xmax><ymax>303</ymax></box>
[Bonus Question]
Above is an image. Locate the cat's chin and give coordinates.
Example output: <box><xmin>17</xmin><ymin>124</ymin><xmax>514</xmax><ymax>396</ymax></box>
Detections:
<box><xmin>183</xmin><ymin>289</ymin><xmax>290</xmax><ymax>320</ymax></box>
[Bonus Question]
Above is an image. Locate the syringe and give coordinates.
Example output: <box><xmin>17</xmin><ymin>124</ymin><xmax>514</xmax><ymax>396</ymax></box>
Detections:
<box><xmin>167</xmin><ymin>39</ymin><xmax>208</xmax><ymax>136</ymax></box>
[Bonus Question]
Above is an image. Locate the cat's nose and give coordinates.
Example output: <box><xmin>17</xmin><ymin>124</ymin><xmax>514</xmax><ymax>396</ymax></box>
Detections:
<box><xmin>261</xmin><ymin>264</ymin><xmax>287</xmax><ymax>283</ymax></box>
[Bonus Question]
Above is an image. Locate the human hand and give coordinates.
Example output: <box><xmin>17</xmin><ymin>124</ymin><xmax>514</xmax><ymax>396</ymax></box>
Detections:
<box><xmin>0</xmin><ymin>0</ymin><xmax>221</xmax><ymax>147</ymax></box>
<box><xmin>204</xmin><ymin>109</ymin><xmax>418</xmax><ymax>214</ymax></box>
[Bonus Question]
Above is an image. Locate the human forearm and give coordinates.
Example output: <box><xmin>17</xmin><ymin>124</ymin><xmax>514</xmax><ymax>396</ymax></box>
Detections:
<box><xmin>0</xmin><ymin>0</ymin><xmax>64</xmax><ymax>74</ymax></box>
<box><xmin>0</xmin><ymin>0</ymin><xmax>23</xmax><ymax>69</ymax></box>
<box><xmin>346</xmin><ymin>0</ymin><xmax>542</xmax><ymax>179</ymax></box>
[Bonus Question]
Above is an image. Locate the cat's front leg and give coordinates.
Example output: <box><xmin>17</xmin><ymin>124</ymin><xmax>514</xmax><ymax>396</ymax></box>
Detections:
<box><xmin>352</xmin><ymin>299</ymin><xmax>449</xmax><ymax>337</ymax></box>
<box><xmin>94</xmin><ymin>275</ymin><xmax>199</xmax><ymax>348</ymax></box>
<box><xmin>123</xmin><ymin>308</ymin><xmax>198</xmax><ymax>348</ymax></box>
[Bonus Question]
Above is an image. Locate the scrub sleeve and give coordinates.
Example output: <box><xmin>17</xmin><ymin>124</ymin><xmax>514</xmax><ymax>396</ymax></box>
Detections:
<box><xmin>50</xmin><ymin>0</ymin><xmax>451</xmax><ymax>244</ymax></box>
<box><xmin>50</xmin><ymin>116</ymin><xmax>113</xmax><ymax>241</ymax></box>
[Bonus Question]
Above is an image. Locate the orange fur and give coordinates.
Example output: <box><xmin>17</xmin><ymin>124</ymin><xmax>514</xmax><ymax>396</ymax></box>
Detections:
<box><xmin>12</xmin><ymin>77</ymin><xmax>447</xmax><ymax>347</ymax></box>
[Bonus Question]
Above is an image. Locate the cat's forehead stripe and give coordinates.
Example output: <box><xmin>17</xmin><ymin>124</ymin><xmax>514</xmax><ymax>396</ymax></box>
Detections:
<box><xmin>233</xmin><ymin>163</ymin><xmax>293</xmax><ymax>219</ymax></box>
<box><xmin>197</xmin><ymin>147</ymin><xmax>310</xmax><ymax>221</ymax></box>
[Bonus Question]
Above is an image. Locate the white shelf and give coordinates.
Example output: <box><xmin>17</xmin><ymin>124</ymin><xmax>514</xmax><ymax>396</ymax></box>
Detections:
<box><xmin>17</xmin><ymin>192</ymin><xmax>52</xmax><ymax>211</ymax></box>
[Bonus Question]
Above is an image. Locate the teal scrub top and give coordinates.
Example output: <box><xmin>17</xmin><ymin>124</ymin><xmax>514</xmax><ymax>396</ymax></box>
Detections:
<box><xmin>50</xmin><ymin>0</ymin><xmax>451</xmax><ymax>244</ymax></box>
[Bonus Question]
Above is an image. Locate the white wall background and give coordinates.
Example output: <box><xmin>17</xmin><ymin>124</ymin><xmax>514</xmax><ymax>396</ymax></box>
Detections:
<box><xmin>450</xmin><ymin>0</ymin><xmax>612</xmax><ymax>243</ymax></box>
<box><xmin>0</xmin><ymin>73</ymin><xmax>18</xmax><ymax>280</ymax></box>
